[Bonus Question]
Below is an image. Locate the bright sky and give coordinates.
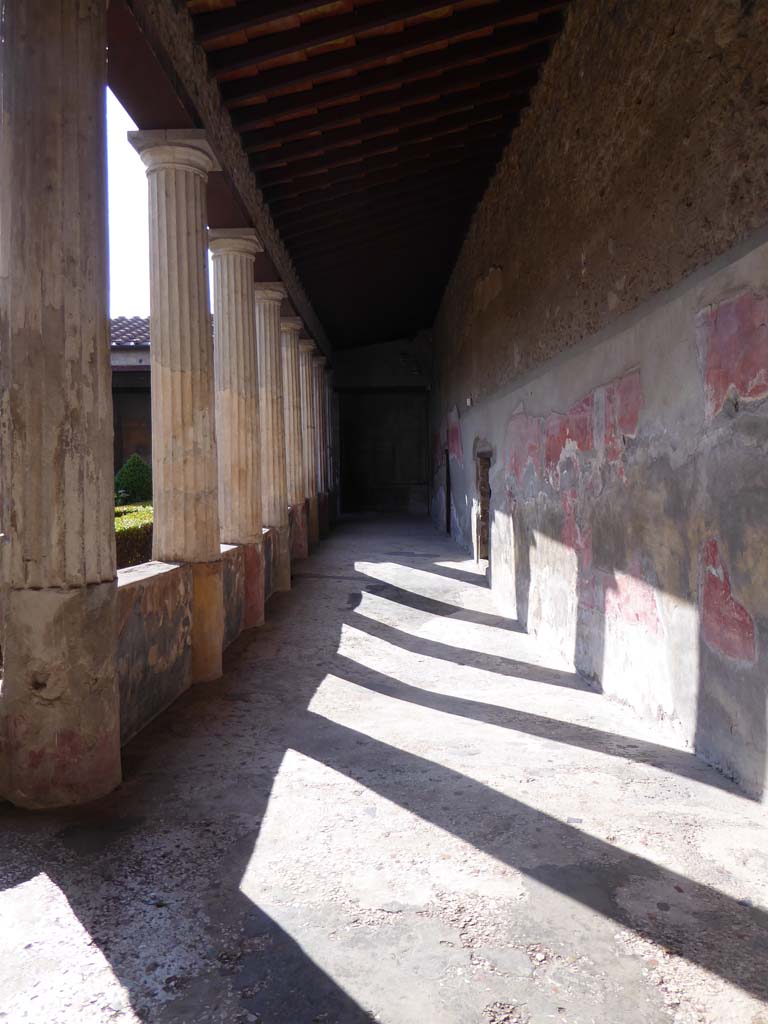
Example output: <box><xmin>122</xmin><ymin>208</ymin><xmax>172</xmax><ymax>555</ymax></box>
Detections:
<box><xmin>107</xmin><ymin>89</ymin><xmax>150</xmax><ymax>317</ymax></box>
<box><xmin>107</xmin><ymin>89</ymin><xmax>216</xmax><ymax>317</ymax></box>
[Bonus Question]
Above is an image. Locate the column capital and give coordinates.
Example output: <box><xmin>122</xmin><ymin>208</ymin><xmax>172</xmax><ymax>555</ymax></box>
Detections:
<box><xmin>254</xmin><ymin>282</ymin><xmax>287</xmax><ymax>304</ymax></box>
<box><xmin>209</xmin><ymin>227</ymin><xmax>263</xmax><ymax>258</ymax></box>
<box><xmin>312</xmin><ymin>354</ymin><xmax>327</xmax><ymax>368</ymax></box>
<box><xmin>281</xmin><ymin>316</ymin><xmax>303</xmax><ymax>336</ymax></box>
<box><xmin>299</xmin><ymin>339</ymin><xmax>316</xmax><ymax>353</ymax></box>
<box><xmin>128</xmin><ymin>129</ymin><xmax>219</xmax><ymax>177</ymax></box>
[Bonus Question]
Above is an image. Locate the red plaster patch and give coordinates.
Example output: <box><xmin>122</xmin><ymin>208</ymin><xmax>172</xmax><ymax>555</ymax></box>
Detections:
<box><xmin>544</xmin><ymin>396</ymin><xmax>594</xmax><ymax>475</ymax></box>
<box><xmin>505</xmin><ymin>412</ymin><xmax>542</xmax><ymax>481</ymax></box>
<box><xmin>604</xmin><ymin>559</ymin><xmax>662</xmax><ymax>634</ymax></box>
<box><xmin>701</xmin><ymin>538</ymin><xmax>756</xmax><ymax>662</ymax></box>
<box><xmin>604</xmin><ymin>370</ymin><xmax>643</xmax><ymax>462</ymax></box>
<box><xmin>700</xmin><ymin>292</ymin><xmax>768</xmax><ymax>417</ymax></box>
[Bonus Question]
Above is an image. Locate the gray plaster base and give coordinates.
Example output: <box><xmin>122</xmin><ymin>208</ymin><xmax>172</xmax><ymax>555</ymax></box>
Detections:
<box><xmin>0</xmin><ymin>518</ymin><xmax>766</xmax><ymax>1022</ymax></box>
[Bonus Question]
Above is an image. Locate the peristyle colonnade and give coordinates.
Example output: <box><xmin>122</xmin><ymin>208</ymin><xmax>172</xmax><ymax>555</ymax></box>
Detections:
<box><xmin>0</xmin><ymin>5</ymin><xmax>335</xmax><ymax>809</ymax></box>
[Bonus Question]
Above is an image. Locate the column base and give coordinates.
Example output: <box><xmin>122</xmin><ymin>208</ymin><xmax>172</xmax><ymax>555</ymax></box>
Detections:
<box><xmin>308</xmin><ymin>494</ymin><xmax>320</xmax><ymax>547</ymax></box>
<box><xmin>290</xmin><ymin>501</ymin><xmax>310</xmax><ymax>561</ymax></box>
<box><xmin>191</xmin><ymin>560</ymin><xmax>224</xmax><ymax>683</ymax></box>
<box><xmin>243</xmin><ymin>542</ymin><xmax>265</xmax><ymax>629</ymax></box>
<box><xmin>0</xmin><ymin>581</ymin><xmax>121</xmax><ymax>810</ymax></box>
<box><xmin>319</xmin><ymin>491</ymin><xmax>331</xmax><ymax>537</ymax></box>
<box><xmin>274</xmin><ymin>524</ymin><xmax>292</xmax><ymax>592</ymax></box>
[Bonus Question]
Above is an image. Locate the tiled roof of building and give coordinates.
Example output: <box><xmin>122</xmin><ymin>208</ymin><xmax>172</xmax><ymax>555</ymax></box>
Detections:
<box><xmin>110</xmin><ymin>316</ymin><xmax>150</xmax><ymax>348</ymax></box>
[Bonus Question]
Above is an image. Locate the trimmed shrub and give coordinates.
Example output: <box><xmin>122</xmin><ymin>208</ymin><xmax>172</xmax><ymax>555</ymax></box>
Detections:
<box><xmin>115</xmin><ymin>453</ymin><xmax>152</xmax><ymax>504</ymax></box>
<box><xmin>115</xmin><ymin>503</ymin><xmax>153</xmax><ymax>569</ymax></box>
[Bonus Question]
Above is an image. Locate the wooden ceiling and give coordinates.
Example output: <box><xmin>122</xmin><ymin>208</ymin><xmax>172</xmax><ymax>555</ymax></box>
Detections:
<box><xmin>187</xmin><ymin>0</ymin><xmax>569</xmax><ymax>349</ymax></box>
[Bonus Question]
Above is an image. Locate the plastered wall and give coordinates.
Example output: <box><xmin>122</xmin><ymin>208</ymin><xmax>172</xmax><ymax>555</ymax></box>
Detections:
<box><xmin>431</xmin><ymin>0</ymin><xmax>768</xmax><ymax>799</ymax></box>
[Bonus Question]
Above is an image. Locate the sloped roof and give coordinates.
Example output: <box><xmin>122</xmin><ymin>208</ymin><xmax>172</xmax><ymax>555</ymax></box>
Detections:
<box><xmin>111</xmin><ymin>316</ymin><xmax>150</xmax><ymax>348</ymax></box>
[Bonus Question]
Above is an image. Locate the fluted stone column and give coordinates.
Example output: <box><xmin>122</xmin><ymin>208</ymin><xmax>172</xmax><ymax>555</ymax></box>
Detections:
<box><xmin>299</xmin><ymin>341</ymin><xmax>320</xmax><ymax>546</ymax></box>
<box><xmin>0</xmin><ymin>0</ymin><xmax>121</xmax><ymax>808</ymax></box>
<box><xmin>325</xmin><ymin>370</ymin><xmax>337</xmax><ymax>522</ymax></box>
<box><xmin>281</xmin><ymin>317</ymin><xmax>309</xmax><ymax>560</ymax></box>
<box><xmin>255</xmin><ymin>284</ymin><xmax>291</xmax><ymax>591</ymax></box>
<box><xmin>313</xmin><ymin>355</ymin><xmax>331</xmax><ymax>536</ymax></box>
<box><xmin>130</xmin><ymin>129</ymin><xmax>223</xmax><ymax>683</ymax></box>
<box><xmin>210</xmin><ymin>229</ymin><xmax>265</xmax><ymax>629</ymax></box>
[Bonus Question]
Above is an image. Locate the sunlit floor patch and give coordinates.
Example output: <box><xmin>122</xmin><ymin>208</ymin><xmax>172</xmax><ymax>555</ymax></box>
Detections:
<box><xmin>1</xmin><ymin>517</ymin><xmax>766</xmax><ymax>1024</ymax></box>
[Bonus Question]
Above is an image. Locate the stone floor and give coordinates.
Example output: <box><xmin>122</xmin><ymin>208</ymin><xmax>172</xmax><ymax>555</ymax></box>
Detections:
<box><xmin>1</xmin><ymin>516</ymin><xmax>767</xmax><ymax>1024</ymax></box>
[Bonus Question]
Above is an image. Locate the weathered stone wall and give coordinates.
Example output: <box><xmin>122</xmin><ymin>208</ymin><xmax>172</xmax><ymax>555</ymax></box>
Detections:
<box><xmin>434</xmin><ymin>0</ymin><xmax>768</xmax><ymax>407</ymax></box>
<box><xmin>117</xmin><ymin>562</ymin><xmax>192</xmax><ymax>744</ymax></box>
<box><xmin>431</xmin><ymin>0</ymin><xmax>768</xmax><ymax>799</ymax></box>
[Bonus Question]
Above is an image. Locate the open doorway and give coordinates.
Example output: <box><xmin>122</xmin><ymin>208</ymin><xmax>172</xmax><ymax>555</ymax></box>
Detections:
<box><xmin>475</xmin><ymin>449</ymin><xmax>491</xmax><ymax>562</ymax></box>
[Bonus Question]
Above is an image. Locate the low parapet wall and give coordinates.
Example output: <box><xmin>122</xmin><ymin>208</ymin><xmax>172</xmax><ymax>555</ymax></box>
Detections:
<box><xmin>116</xmin><ymin>526</ymin><xmax>286</xmax><ymax>745</ymax></box>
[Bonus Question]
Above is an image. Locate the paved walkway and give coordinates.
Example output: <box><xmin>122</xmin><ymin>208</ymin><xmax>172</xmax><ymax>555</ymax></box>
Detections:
<box><xmin>1</xmin><ymin>517</ymin><xmax>767</xmax><ymax>1024</ymax></box>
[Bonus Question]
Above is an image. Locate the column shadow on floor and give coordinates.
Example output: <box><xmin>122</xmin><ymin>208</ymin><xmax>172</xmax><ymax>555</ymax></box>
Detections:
<box><xmin>0</xmin><ymin>520</ymin><xmax>766</xmax><ymax>1023</ymax></box>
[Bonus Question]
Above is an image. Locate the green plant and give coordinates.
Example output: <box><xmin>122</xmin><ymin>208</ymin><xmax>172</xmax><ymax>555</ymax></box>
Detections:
<box><xmin>115</xmin><ymin>503</ymin><xmax>153</xmax><ymax>568</ymax></box>
<box><xmin>115</xmin><ymin>453</ymin><xmax>152</xmax><ymax>504</ymax></box>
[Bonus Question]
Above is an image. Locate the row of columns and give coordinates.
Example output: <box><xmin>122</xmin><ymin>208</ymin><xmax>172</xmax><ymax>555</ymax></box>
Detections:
<box><xmin>0</xmin><ymin>6</ymin><xmax>333</xmax><ymax>808</ymax></box>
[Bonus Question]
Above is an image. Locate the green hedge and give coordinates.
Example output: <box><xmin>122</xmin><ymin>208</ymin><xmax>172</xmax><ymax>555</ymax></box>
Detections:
<box><xmin>115</xmin><ymin>453</ymin><xmax>152</xmax><ymax>505</ymax></box>
<box><xmin>115</xmin><ymin>503</ymin><xmax>153</xmax><ymax>569</ymax></box>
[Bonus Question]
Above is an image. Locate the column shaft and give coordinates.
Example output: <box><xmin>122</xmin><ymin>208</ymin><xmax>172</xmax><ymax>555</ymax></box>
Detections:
<box><xmin>281</xmin><ymin>319</ymin><xmax>309</xmax><ymax>560</ymax></box>
<box><xmin>211</xmin><ymin>230</ymin><xmax>264</xmax><ymax>629</ymax></box>
<box><xmin>211</xmin><ymin>233</ymin><xmax>262</xmax><ymax>544</ymax></box>
<box><xmin>0</xmin><ymin>0</ymin><xmax>121</xmax><ymax>808</ymax></box>
<box><xmin>281</xmin><ymin>319</ymin><xmax>305</xmax><ymax>508</ymax></box>
<box><xmin>131</xmin><ymin>130</ymin><xmax>223</xmax><ymax>682</ymax></box>
<box><xmin>299</xmin><ymin>342</ymin><xmax>320</xmax><ymax>546</ymax></box>
<box><xmin>313</xmin><ymin>356</ymin><xmax>330</xmax><ymax>536</ymax></box>
<box><xmin>255</xmin><ymin>285</ymin><xmax>291</xmax><ymax>590</ymax></box>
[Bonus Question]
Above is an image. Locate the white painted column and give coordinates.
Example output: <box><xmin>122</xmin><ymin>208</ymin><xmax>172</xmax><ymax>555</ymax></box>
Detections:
<box><xmin>255</xmin><ymin>284</ymin><xmax>291</xmax><ymax>591</ymax></box>
<box><xmin>210</xmin><ymin>229</ymin><xmax>265</xmax><ymax>628</ymax></box>
<box><xmin>313</xmin><ymin>355</ymin><xmax>330</xmax><ymax>535</ymax></box>
<box><xmin>324</xmin><ymin>370</ymin><xmax>336</xmax><ymax>511</ymax></box>
<box><xmin>282</xmin><ymin>318</ymin><xmax>309</xmax><ymax>560</ymax></box>
<box><xmin>299</xmin><ymin>341</ymin><xmax>320</xmax><ymax>545</ymax></box>
<box><xmin>0</xmin><ymin>0</ymin><xmax>121</xmax><ymax>808</ymax></box>
<box><xmin>281</xmin><ymin>318</ymin><xmax>305</xmax><ymax>509</ymax></box>
<box><xmin>130</xmin><ymin>129</ymin><xmax>224</xmax><ymax>683</ymax></box>
<box><xmin>314</xmin><ymin>354</ymin><xmax>329</xmax><ymax>492</ymax></box>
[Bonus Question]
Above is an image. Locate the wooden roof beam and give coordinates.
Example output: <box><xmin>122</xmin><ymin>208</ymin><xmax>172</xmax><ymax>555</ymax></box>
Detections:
<box><xmin>275</xmin><ymin>161</ymin><xmax>494</xmax><ymax>232</ymax></box>
<box><xmin>269</xmin><ymin>145</ymin><xmax>502</xmax><ymax>215</ymax></box>
<box><xmin>262</xmin><ymin>120</ymin><xmax>507</xmax><ymax>192</ymax></box>
<box><xmin>221</xmin><ymin>1</ymin><xmax>566</xmax><ymax>104</ymax></box>
<box><xmin>195</xmin><ymin>1</ymin><xmax>334</xmax><ymax>45</ymax></box>
<box><xmin>244</xmin><ymin>63</ymin><xmax>538</xmax><ymax>151</ymax></box>
<box><xmin>207</xmin><ymin>0</ymin><xmax>487</xmax><ymax>74</ymax></box>
<box><xmin>248</xmin><ymin>84</ymin><xmax>526</xmax><ymax>166</ymax></box>
<box><xmin>282</xmin><ymin>187</ymin><xmax>480</xmax><ymax>246</ymax></box>
<box><xmin>229</xmin><ymin>25</ymin><xmax>558</xmax><ymax>129</ymax></box>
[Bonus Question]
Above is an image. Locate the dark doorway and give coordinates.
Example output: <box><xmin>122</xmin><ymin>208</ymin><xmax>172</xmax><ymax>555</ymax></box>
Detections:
<box><xmin>112</xmin><ymin>370</ymin><xmax>151</xmax><ymax>472</ymax></box>
<box><xmin>339</xmin><ymin>388</ymin><xmax>429</xmax><ymax>514</ymax></box>
<box><xmin>476</xmin><ymin>453</ymin><xmax>491</xmax><ymax>559</ymax></box>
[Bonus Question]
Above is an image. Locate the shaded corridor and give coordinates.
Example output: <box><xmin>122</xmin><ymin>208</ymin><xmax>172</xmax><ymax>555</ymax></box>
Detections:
<box><xmin>1</xmin><ymin>518</ymin><xmax>767</xmax><ymax>1023</ymax></box>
